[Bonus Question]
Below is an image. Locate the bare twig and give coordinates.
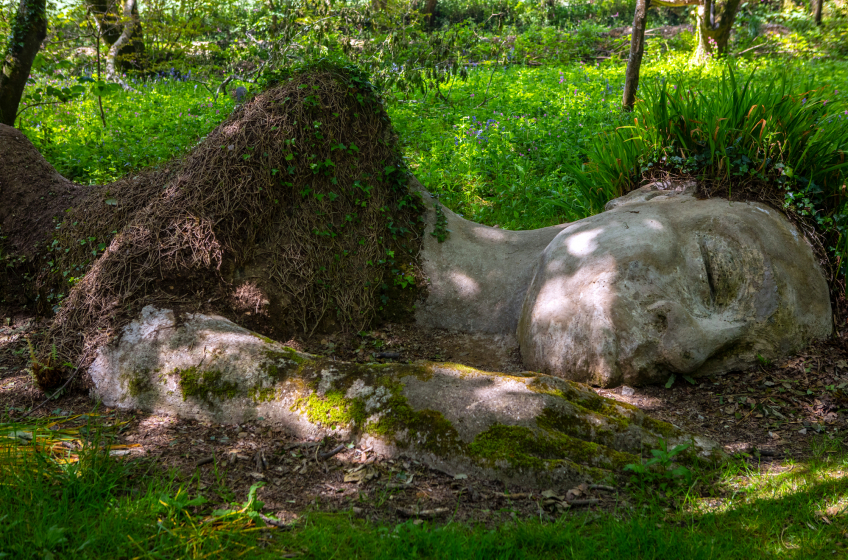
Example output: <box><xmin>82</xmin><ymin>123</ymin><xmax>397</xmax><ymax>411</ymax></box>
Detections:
<box><xmin>285</xmin><ymin>441</ymin><xmax>320</xmax><ymax>450</ymax></box>
<box><xmin>195</xmin><ymin>455</ymin><xmax>215</xmax><ymax>468</ymax></box>
<box><xmin>566</xmin><ymin>499</ymin><xmax>600</xmax><ymax>507</ymax></box>
<box><xmin>395</xmin><ymin>506</ymin><xmax>450</xmax><ymax>518</ymax></box>
<box><xmin>319</xmin><ymin>444</ymin><xmax>347</xmax><ymax>460</ymax></box>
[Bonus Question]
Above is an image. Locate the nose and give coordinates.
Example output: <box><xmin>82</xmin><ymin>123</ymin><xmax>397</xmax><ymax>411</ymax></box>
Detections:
<box><xmin>648</xmin><ymin>300</ymin><xmax>745</xmax><ymax>374</ymax></box>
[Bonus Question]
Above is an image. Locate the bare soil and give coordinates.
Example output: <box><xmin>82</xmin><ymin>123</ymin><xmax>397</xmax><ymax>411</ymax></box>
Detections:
<box><xmin>2</xmin><ymin>313</ymin><xmax>846</xmax><ymax>526</ymax></box>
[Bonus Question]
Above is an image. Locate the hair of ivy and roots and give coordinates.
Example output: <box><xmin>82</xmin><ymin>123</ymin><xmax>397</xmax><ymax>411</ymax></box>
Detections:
<box><xmin>35</xmin><ymin>62</ymin><xmax>424</xmax><ymax>389</ymax></box>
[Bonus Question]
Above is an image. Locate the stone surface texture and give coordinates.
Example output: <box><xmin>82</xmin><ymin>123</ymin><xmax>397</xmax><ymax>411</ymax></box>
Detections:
<box><xmin>414</xmin><ymin>183</ymin><xmax>567</xmax><ymax>335</ymax></box>
<box><xmin>90</xmin><ymin>306</ymin><xmax>723</xmax><ymax>488</ymax></box>
<box><xmin>416</xmin><ymin>180</ymin><xmax>832</xmax><ymax>387</ymax></box>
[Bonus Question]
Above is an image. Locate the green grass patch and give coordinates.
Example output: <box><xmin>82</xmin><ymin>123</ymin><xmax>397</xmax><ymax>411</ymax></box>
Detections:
<box><xmin>0</xmin><ymin>414</ymin><xmax>274</xmax><ymax>559</ymax></box>
<box><xmin>17</xmin><ymin>77</ymin><xmax>237</xmax><ymax>185</ymax></box>
<box><xmin>2</xmin><ymin>413</ymin><xmax>847</xmax><ymax>559</ymax></box>
<box><xmin>569</xmin><ymin>61</ymin><xmax>848</xmax><ymax>283</ymax></box>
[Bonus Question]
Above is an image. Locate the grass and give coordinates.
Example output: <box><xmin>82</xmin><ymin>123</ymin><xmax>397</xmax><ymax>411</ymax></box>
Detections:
<box><xmin>23</xmin><ymin>52</ymin><xmax>848</xmax><ymax>233</ymax></box>
<box><xmin>16</xmin><ymin>76</ymin><xmax>237</xmax><ymax>185</ymax></box>
<box><xmin>7</xmin><ymin>17</ymin><xmax>848</xmax><ymax>558</ymax></box>
<box><xmin>568</xmin><ymin>60</ymin><xmax>848</xmax><ymax>280</ymax></box>
<box><xmin>0</xmin><ymin>413</ymin><xmax>274</xmax><ymax>559</ymax></box>
<box><xmin>1</xmin><ymin>413</ymin><xmax>847</xmax><ymax>559</ymax></box>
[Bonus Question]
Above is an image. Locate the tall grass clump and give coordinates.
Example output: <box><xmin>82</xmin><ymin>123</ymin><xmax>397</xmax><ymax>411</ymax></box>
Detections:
<box><xmin>0</xmin><ymin>415</ymin><xmax>274</xmax><ymax>559</ymax></box>
<box><xmin>569</xmin><ymin>63</ymin><xmax>848</xmax><ymax>289</ymax></box>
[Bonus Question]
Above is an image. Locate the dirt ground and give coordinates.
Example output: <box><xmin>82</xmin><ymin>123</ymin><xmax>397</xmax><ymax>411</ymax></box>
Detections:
<box><xmin>2</xmin><ymin>314</ymin><xmax>847</xmax><ymax>526</ymax></box>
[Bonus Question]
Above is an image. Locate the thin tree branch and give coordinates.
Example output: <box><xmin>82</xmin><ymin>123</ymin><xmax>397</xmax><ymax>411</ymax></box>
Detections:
<box><xmin>104</xmin><ymin>0</ymin><xmax>137</xmax><ymax>91</ymax></box>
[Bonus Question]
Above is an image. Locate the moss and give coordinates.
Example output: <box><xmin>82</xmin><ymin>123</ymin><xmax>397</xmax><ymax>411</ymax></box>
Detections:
<box><xmin>536</xmin><ymin>406</ymin><xmax>620</xmax><ymax>448</ymax></box>
<box><xmin>294</xmin><ymin>390</ymin><xmax>367</xmax><ymax>428</ymax></box>
<box><xmin>177</xmin><ymin>366</ymin><xmax>241</xmax><ymax>402</ymax></box>
<box><xmin>527</xmin><ymin>377</ymin><xmax>613</xmax><ymax>412</ymax></box>
<box><xmin>255</xmin><ymin>359</ymin><xmax>649</xmax><ymax>477</ymax></box>
<box><xmin>640</xmin><ymin>416</ymin><xmax>680</xmax><ymax>440</ymax></box>
<box><xmin>260</xmin><ymin>347</ymin><xmax>310</xmax><ymax>381</ymax></box>
<box><xmin>468</xmin><ymin>426</ymin><xmax>550</xmax><ymax>471</ymax></box>
<box><xmin>468</xmin><ymin>424</ymin><xmax>636</xmax><ymax>472</ymax></box>
<box><xmin>253</xmin><ymin>333</ymin><xmax>276</xmax><ymax>345</ymax></box>
<box><xmin>250</xmin><ymin>385</ymin><xmax>278</xmax><ymax>403</ymax></box>
<box><xmin>123</xmin><ymin>369</ymin><xmax>152</xmax><ymax>398</ymax></box>
<box><xmin>290</xmin><ymin>369</ymin><xmax>464</xmax><ymax>456</ymax></box>
<box><xmin>366</xmin><ymin>393</ymin><xmax>465</xmax><ymax>457</ymax></box>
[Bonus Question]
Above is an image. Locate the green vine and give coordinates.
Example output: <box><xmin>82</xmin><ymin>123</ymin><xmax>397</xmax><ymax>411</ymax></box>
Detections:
<box><xmin>431</xmin><ymin>200</ymin><xmax>450</xmax><ymax>243</ymax></box>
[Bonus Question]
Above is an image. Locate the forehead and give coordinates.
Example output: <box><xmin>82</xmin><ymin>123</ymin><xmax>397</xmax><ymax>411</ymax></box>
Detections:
<box><xmin>547</xmin><ymin>197</ymin><xmax>785</xmax><ymax>267</ymax></box>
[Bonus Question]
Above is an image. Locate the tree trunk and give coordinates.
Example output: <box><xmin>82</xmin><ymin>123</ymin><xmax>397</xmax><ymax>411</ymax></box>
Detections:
<box><xmin>0</xmin><ymin>0</ymin><xmax>47</xmax><ymax>126</ymax></box>
<box><xmin>104</xmin><ymin>0</ymin><xmax>140</xmax><ymax>88</ymax></box>
<box><xmin>813</xmin><ymin>0</ymin><xmax>823</xmax><ymax>25</ymax></box>
<box><xmin>86</xmin><ymin>0</ymin><xmax>146</xmax><ymax>72</ymax></box>
<box><xmin>694</xmin><ymin>0</ymin><xmax>742</xmax><ymax>62</ymax></box>
<box><xmin>622</xmin><ymin>0</ymin><xmax>649</xmax><ymax>112</ymax></box>
<box><xmin>422</xmin><ymin>0</ymin><xmax>438</xmax><ymax>26</ymax></box>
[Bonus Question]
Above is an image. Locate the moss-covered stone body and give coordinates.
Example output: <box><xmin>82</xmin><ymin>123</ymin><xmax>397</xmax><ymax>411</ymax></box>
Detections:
<box><xmin>90</xmin><ymin>306</ymin><xmax>724</xmax><ymax>488</ymax></box>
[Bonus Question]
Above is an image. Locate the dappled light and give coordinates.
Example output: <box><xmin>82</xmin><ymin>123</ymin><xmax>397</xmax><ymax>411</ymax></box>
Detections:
<box><xmin>3</xmin><ymin>0</ymin><xmax>848</xmax><ymax>557</ymax></box>
<box><xmin>565</xmin><ymin>228</ymin><xmax>603</xmax><ymax>257</ymax></box>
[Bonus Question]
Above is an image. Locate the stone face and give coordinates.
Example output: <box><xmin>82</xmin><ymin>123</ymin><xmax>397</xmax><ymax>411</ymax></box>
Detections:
<box><xmin>415</xmin><ymin>180</ymin><xmax>831</xmax><ymax>386</ymax></box>
<box><xmin>90</xmin><ymin>306</ymin><xmax>723</xmax><ymax>487</ymax></box>
<box><xmin>516</xmin><ymin>183</ymin><xmax>832</xmax><ymax>386</ymax></box>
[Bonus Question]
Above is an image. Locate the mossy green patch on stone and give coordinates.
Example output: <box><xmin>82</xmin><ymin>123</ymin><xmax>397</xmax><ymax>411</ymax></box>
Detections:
<box><xmin>261</xmin><ymin>347</ymin><xmax>310</xmax><ymax>381</ymax></box>
<box><xmin>468</xmin><ymin>425</ymin><xmax>551</xmax><ymax>471</ymax></box>
<box><xmin>536</xmin><ymin>406</ymin><xmax>621</xmax><ymax>448</ymax></box>
<box><xmin>468</xmin><ymin>424</ymin><xmax>636</xmax><ymax>473</ymax></box>
<box><xmin>639</xmin><ymin>415</ymin><xmax>680</xmax><ymax>440</ymax></box>
<box><xmin>250</xmin><ymin>385</ymin><xmax>278</xmax><ymax>403</ymax></box>
<box><xmin>177</xmin><ymin>366</ymin><xmax>241</xmax><ymax>402</ymax></box>
<box><xmin>367</xmin><ymin>397</ymin><xmax>465</xmax><ymax>457</ymax></box>
<box><xmin>123</xmin><ymin>369</ymin><xmax>152</xmax><ymax>398</ymax></box>
<box><xmin>294</xmin><ymin>390</ymin><xmax>367</xmax><ymax>428</ymax></box>
<box><xmin>527</xmin><ymin>377</ymin><xmax>612</xmax><ymax>412</ymax></box>
<box><xmin>253</xmin><ymin>333</ymin><xmax>276</xmax><ymax>345</ymax></box>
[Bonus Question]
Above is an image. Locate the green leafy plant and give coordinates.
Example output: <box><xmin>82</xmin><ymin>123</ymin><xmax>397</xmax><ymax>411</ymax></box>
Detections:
<box><xmin>211</xmin><ymin>482</ymin><xmax>277</xmax><ymax>526</ymax></box>
<box><xmin>624</xmin><ymin>439</ymin><xmax>692</xmax><ymax>487</ymax></box>
<box><xmin>569</xmin><ymin>62</ymin><xmax>848</xmax><ymax>290</ymax></box>
<box><xmin>156</xmin><ymin>487</ymin><xmax>209</xmax><ymax>521</ymax></box>
<box><xmin>431</xmin><ymin>200</ymin><xmax>450</xmax><ymax>243</ymax></box>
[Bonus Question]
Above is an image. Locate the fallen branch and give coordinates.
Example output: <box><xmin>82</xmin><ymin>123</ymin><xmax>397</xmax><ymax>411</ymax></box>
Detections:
<box><xmin>319</xmin><ymin>444</ymin><xmax>346</xmax><ymax>460</ymax></box>
<box><xmin>285</xmin><ymin>441</ymin><xmax>319</xmax><ymax>450</ymax></box>
<box><xmin>195</xmin><ymin>455</ymin><xmax>215</xmax><ymax>468</ymax></box>
<box><xmin>566</xmin><ymin>499</ymin><xmax>600</xmax><ymax>507</ymax></box>
<box><xmin>395</xmin><ymin>506</ymin><xmax>450</xmax><ymax>518</ymax></box>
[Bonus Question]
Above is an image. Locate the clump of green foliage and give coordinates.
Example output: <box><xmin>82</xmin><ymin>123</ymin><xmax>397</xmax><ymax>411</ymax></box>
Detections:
<box><xmin>624</xmin><ymin>439</ymin><xmax>693</xmax><ymax>490</ymax></box>
<box><xmin>177</xmin><ymin>366</ymin><xmax>241</xmax><ymax>402</ymax></box>
<box><xmin>570</xmin><ymin>63</ymin><xmax>848</xmax><ymax>288</ymax></box>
